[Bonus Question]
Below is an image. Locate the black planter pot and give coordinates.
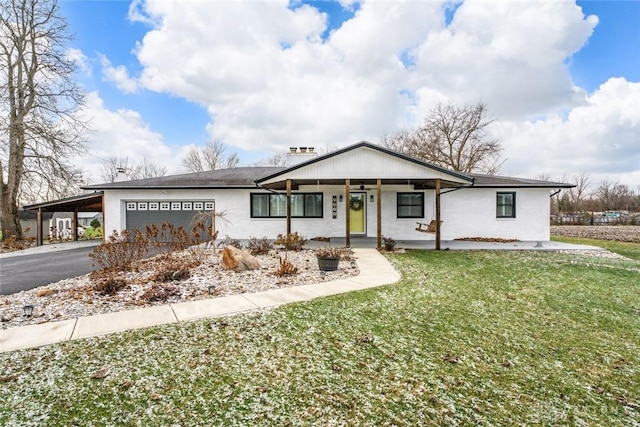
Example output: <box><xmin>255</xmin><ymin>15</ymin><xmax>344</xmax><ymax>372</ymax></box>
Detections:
<box><xmin>317</xmin><ymin>257</ymin><xmax>340</xmax><ymax>271</ymax></box>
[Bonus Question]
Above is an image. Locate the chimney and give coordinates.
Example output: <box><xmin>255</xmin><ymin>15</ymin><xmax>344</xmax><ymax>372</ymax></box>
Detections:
<box><xmin>285</xmin><ymin>146</ymin><xmax>318</xmax><ymax>167</ymax></box>
<box><xmin>115</xmin><ymin>167</ymin><xmax>128</xmax><ymax>182</ymax></box>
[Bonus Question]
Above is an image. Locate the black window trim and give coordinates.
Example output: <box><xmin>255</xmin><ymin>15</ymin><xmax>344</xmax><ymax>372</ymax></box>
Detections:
<box><xmin>250</xmin><ymin>192</ymin><xmax>323</xmax><ymax>219</ymax></box>
<box><xmin>496</xmin><ymin>191</ymin><xmax>516</xmax><ymax>218</ymax></box>
<box><xmin>397</xmin><ymin>192</ymin><xmax>425</xmax><ymax>219</ymax></box>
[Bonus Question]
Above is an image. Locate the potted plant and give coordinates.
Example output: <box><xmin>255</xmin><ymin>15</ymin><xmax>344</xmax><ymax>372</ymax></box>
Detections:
<box><xmin>315</xmin><ymin>247</ymin><xmax>343</xmax><ymax>271</ymax></box>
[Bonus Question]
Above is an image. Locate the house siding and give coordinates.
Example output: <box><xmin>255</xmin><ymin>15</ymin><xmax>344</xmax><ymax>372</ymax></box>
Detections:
<box><xmin>103</xmin><ymin>185</ymin><xmax>551</xmax><ymax>242</ymax></box>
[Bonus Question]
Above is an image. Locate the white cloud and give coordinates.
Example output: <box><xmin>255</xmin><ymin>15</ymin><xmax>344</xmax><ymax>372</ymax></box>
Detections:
<box><xmin>106</xmin><ymin>0</ymin><xmax>635</xmax><ymax>186</ymax></box>
<box><xmin>99</xmin><ymin>54</ymin><xmax>139</xmax><ymax>94</ymax></box>
<box><xmin>66</xmin><ymin>48</ymin><xmax>91</xmax><ymax>77</ymax></box>
<box><xmin>74</xmin><ymin>92</ymin><xmax>178</xmax><ymax>183</ymax></box>
<box><xmin>496</xmin><ymin>78</ymin><xmax>640</xmax><ymax>186</ymax></box>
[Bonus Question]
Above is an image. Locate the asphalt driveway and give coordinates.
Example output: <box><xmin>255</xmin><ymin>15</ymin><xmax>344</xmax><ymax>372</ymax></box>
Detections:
<box><xmin>0</xmin><ymin>242</ymin><xmax>100</xmax><ymax>295</ymax></box>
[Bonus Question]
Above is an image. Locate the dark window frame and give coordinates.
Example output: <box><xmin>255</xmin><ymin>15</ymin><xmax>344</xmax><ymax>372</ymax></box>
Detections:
<box><xmin>496</xmin><ymin>191</ymin><xmax>516</xmax><ymax>218</ymax></box>
<box><xmin>250</xmin><ymin>192</ymin><xmax>323</xmax><ymax>218</ymax></box>
<box><xmin>397</xmin><ymin>192</ymin><xmax>425</xmax><ymax>219</ymax></box>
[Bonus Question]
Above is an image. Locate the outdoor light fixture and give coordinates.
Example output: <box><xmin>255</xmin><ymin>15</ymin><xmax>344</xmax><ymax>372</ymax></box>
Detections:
<box><xmin>23</xmin><ymin>305</ymin><xmax>34</xmax><ymax>317</ymax></box>
<box><xmin>208</xmin><ymin>285</ymin><xmax>216</xmax><ymax>295</ymax></box>
<box><xmin>339</xmin><ymin>195</ymin><xmax>343</xmax><ymax>202</ymax></box>
<box><xmin>370</xmin><ymin>194</ymin><xmax>374</xmax><ymax>202</ymax></box>
<box><xmin>360</xmin><ymin>184</ymin><xmax>365</xmax><ymax>191</ymax></box>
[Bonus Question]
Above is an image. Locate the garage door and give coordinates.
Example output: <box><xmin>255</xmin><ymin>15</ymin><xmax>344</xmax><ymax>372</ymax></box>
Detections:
<box><xmin>125</xmin><ymin>200</ymin><xmax>215</xmax><ymax>235</ymax></box>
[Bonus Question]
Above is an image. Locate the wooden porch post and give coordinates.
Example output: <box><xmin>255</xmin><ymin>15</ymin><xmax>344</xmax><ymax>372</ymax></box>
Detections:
<box><xmin>286</xmin><ymin>179</ymin><xmax>292</xmax><ymax>235</ymax></box>
<box><xmin>73</xmin><ymin>209</ymin><xmax>79</xmax><ymax>241</ymax></box>
<box><xmin>101</xmin><ymin>193</ymin><xmax>106</xmax><ymax>243</ymax></box>
<box><xmin>376</xmin><ymin>179</ymin><xmax>382</xmax><ymax>250</ymax></box>
<box><xmin>345</xmin><ymin>179</ymin><xmax>350</xmax><ymax>248</ymax></box>
<box><xmin>36</xmin><ymin>207</ymin><xmax>43</xmax><ymax>246</ymax></box>
<box><xmin>435</xmin><ymin>178</ymin><xmax>441</xmax><ymax>251</ymax></box>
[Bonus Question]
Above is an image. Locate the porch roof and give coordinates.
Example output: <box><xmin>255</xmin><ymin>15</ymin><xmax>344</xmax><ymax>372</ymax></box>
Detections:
<box><xmin>256</xmin><ymin>142</ymin><xmax>475</xmax><ymax>190</ymax></box>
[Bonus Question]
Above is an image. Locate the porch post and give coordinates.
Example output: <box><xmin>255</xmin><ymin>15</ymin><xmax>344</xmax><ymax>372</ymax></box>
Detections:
<box><xmin>435</xmin><ymin>178</ymin><xmax>441</xmax><ymax>251</ymax></box>
<box><xmin>376</xmin><ymin>179</ymin><xmax>382</xmax><ymax>250</ymax></box>
<box><xmin>36</xmin><ymin>207</ymin><xmax>43</xmax><ymax>246</ymax></box>
<box><xmin>345</xmin><ymin>179</ymin><xmax>350</xmax><ymax>248</ymax></box>
<box><xmin>73</xmin><ymin>209</ymin><xmax>79</xmax><ymax>241</ymax></box>
<box><xmin>101</xmin><ymin>192</ymin><xmax>106</xmax><ymax>243</ymax></box>
<box><xmin>286</xmin><ymin>179</ymin><xmax>292</xmax><ymax>235</ymax></box>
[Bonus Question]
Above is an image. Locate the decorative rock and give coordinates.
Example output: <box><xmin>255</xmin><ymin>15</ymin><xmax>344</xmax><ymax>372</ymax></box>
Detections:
<box><xmin>221</xmin><ymin>246</ymin><xmax>261</xmax><ymax>272</ymax></box>
<box><xmin>37</xmin><ymin>288</ymin><xmax>57</xmax><ymax>297</ymax></box>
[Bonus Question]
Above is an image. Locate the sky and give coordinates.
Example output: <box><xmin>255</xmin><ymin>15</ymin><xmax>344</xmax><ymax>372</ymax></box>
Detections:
<box><xmin>58</xmin><ymin>0</ymin><xmax>640</xmax><ymax>189</ymax></box>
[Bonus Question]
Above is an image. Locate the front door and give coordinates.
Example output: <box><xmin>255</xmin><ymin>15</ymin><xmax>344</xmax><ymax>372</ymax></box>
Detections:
<box><xmin>349</xmin><ymin>192</ymin><xmax>366</xmax><ymax>235</ymax></box>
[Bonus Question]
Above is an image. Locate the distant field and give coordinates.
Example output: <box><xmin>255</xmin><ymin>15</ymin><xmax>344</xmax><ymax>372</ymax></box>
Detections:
<box><xmin>551</xmin><ymin>225</ymin><xmax>640</xmax><ymax>243</ymax></box>
<box><xmin>551</xmin><ymin>226</ymin><xmax>640</xmax><ymax>260</ymax></box>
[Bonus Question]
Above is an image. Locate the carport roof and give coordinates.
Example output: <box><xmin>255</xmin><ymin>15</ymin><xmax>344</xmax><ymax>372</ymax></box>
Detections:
<box><xmin>24</xmin><ymin>192</ymin><xmax>104</xmax><ymax>212</ymax></box>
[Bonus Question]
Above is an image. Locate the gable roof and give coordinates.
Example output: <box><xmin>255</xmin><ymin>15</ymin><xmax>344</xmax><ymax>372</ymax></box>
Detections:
<box><xmin>256</xmin><ymin>141</ymin><xmax>474</xmax><ymax>185</ymax></box>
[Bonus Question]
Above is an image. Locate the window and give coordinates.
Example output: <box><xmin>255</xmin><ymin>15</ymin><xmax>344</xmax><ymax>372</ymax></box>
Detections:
<box><xmin>251</xmin><ymin>193</ymin><xmax>323</xmax><ymax>218</ymax></box>
<box><xmin>497</xmin><ymin>192</ymin><xmax>516</xmax><ymax>218</ymax></box>
<box><xmin>397</xmin><ymin>192</ymin><xmax>424</xmax><ymax>218</ymax></box>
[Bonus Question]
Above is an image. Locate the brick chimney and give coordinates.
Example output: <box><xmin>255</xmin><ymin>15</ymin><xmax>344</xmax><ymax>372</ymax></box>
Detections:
<box><xmin>285</xmin><ymin>146</ymin><xmax>318</xmax><ymax>166</ymax></box>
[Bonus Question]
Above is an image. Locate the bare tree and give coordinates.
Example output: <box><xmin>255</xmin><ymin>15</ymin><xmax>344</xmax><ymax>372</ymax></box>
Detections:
<box><xmin>593</xmin><ymin>181</ymin><xmax>635</xmax><ymax>212</ymax></box>
<box><xmin>1</xmin><ymin>0</ymin><xmax>86</xmax><ymax>239</ymax></box>
<box><xmin>181</xmin><ymin>140</ymin><xmax>239</xmax><ymax>173</ymax></box>
<box><xmin>252</xmin><ymin>153</ymin><xmax>287</xmax><ymax>167</ymax></box>
<box><xmin>382</xmin><ymin>102</ymin><xmax>503</xmax><ymax>174</ymax></box>
<box><xmin>100</xmin><ymin>156</ymin><xmax>167</xmax><ymax>183</ymax></box>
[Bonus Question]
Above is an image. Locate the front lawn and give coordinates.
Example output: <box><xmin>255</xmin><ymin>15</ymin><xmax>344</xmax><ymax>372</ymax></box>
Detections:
<box><xmin>1</xmin><ymin>250</ymin><xmax>639</xmax><ymax>425</ymax></box>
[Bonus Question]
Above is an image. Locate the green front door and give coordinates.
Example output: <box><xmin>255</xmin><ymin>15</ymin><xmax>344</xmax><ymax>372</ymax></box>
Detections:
<box><xmin>349</xmin><ymin>192</ymin><xmax>366</xmax><ymax>235</ymax></box>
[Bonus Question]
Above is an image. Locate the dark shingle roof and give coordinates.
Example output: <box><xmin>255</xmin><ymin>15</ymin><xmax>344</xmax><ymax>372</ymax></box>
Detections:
<box><xmin>468</xmin><ymin>173</ymin><xmax>574</xmax><ymax>188</ymax></box>
<box><xmin>83</xmin><ymin>167</ymin><xmax>286</xmax><ymax>190</ymax></box>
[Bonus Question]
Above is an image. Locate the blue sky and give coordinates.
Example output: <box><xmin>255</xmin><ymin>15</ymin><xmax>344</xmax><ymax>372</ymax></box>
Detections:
<box><xmin>59</xmin><ymin>0</ymin><xmax>639</xmax><ymax>187</ymax></box>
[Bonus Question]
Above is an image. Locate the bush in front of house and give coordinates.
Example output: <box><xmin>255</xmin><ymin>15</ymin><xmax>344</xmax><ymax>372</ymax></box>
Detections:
<box><xmin>90</xmin><ymin>218</ymin><xmax>101</xmax><ymax>229</ymax></box>
<box><xmin>247</xmin><ymin>236</ymin><xmax>273</xmax><ymax>255</ymax></box>
<box><xmin>274</xmin><ymin>232</ymin><xmax>308</xmax><ymax>251</ymax></box>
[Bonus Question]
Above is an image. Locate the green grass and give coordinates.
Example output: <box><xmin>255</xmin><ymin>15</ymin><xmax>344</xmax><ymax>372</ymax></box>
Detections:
<box><xmin>552</xmin><ymin>235</ymin><xmax>640</xmax><ymax>260</ymax></box>
<box><xmin>1</xmin><ymin>251</ymin><xmax>639</xmax><ymax>425</ymax></box>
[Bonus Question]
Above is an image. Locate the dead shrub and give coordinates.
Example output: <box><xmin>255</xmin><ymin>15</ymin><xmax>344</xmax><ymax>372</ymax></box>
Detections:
<box><xmin>274</xmin><ymin>257</ymin><xmax>298</xmax><ymax>277</ymax></box>
<box><xmin>247</xmin><ymin>236</ymin><xmax>273</xmax><ymax>255</ymax></box>
<box><xmin>274</xmin><ymin>232</ymin><xmax>308</xmax><ymax>251</ymax></box>
<box><xmin>147</xmin><ymin>255</ymin><xmax>196</xmax><ymax>283</ymax></box>
<box><xmin>217</xmin><ymin>235</ymin><xmax>242</xmax><ymax>249</ymax></box>
<box><xmin>93</xmin><ymin>275</ymin><xmax>128</xmax><ymax>295</ymax></box>
<box><xmin>139</xmin><ymin>284</ymin><xmax>181</xmax><ymax>303</ymax></box>
<box><xmin>89</xmin><ymin>229</ymin><xmax>150</xmax><ymax>272</ymax></box>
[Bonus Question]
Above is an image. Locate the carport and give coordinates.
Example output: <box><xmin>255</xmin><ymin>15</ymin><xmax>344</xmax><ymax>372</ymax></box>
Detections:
<box><xmin>24</xmin><ymin>192</ymin><xmax>104</xmax><ymax>246</ymax></box>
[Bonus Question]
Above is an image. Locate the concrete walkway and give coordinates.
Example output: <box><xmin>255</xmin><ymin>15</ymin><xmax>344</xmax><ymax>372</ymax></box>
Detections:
<box><xmin>0</xmin><ymin>248</ymin><xmax>401</xmax><ymax>353</ymax></box>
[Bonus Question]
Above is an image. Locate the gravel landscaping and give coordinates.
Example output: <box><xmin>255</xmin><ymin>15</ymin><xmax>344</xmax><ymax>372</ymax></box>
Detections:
<box><xmin>0</xmin><ymin>248</ymin><xmax>359</xmax><ymax>330</ymax></box>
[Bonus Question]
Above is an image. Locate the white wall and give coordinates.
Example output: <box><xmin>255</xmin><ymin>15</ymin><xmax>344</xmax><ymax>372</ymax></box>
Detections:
<box><xmin>103</xmin><ymin>186</ymin><xmax>551</xmax><ymax>242</ymax></box>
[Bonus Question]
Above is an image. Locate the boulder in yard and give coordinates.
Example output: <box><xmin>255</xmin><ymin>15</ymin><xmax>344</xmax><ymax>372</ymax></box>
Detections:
<box><xmin>221</xmin><ymin>246</ymin><xmax>261</xmax><ymax>272</ymax></box>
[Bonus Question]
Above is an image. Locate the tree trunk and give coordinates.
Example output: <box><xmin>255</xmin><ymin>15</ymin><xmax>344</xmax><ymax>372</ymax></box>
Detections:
<box><xmin>0</xmin><ymin>185</ymin><xmax>23</xmax><ymax>239</ymax></box>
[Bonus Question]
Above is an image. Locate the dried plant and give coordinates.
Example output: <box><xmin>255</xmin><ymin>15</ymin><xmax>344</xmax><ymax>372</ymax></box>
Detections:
<box><xmin>383</xmin><ymin>236</ymin><xmax>396</xmax><ymax>251</ymax></box>
<box><xmin>93</xmin><ymin>275</ymin><xmax>127</xmax><ymax>295</ymax></box>
<box><xmin>274</xmin><ymin>232</ymin><xmax>308</xmax><ymax>251</ymax></box>
<box><xmin>217</xmin><ymin>235</ymin><xmax>242</xmax><ymax>249</ymax></box>
<box><xmin>274</xmin><ymin>257</ymin><xmax>298</xmax><ymax>277</ymax></box>
<box><xmin>247</xmin><ymin>236</ymin><xmax>273</xmax><ymax>255</ymax></box>
<box><xmin>315</xmin><ymin>247</ymin><xmax>343</xmax><ymax>259</ymax></box>
<box><xmin>89</xmin><ymin>229</ymin><xmax>150</xmax><ymax>272</ymax></box>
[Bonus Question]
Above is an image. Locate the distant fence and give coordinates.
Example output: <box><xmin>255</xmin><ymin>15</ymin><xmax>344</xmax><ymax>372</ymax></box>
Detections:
<box><xmin>551</xmin><ymin>214</ymin><xmax>640</xmax><ymax>226</ymax></box>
